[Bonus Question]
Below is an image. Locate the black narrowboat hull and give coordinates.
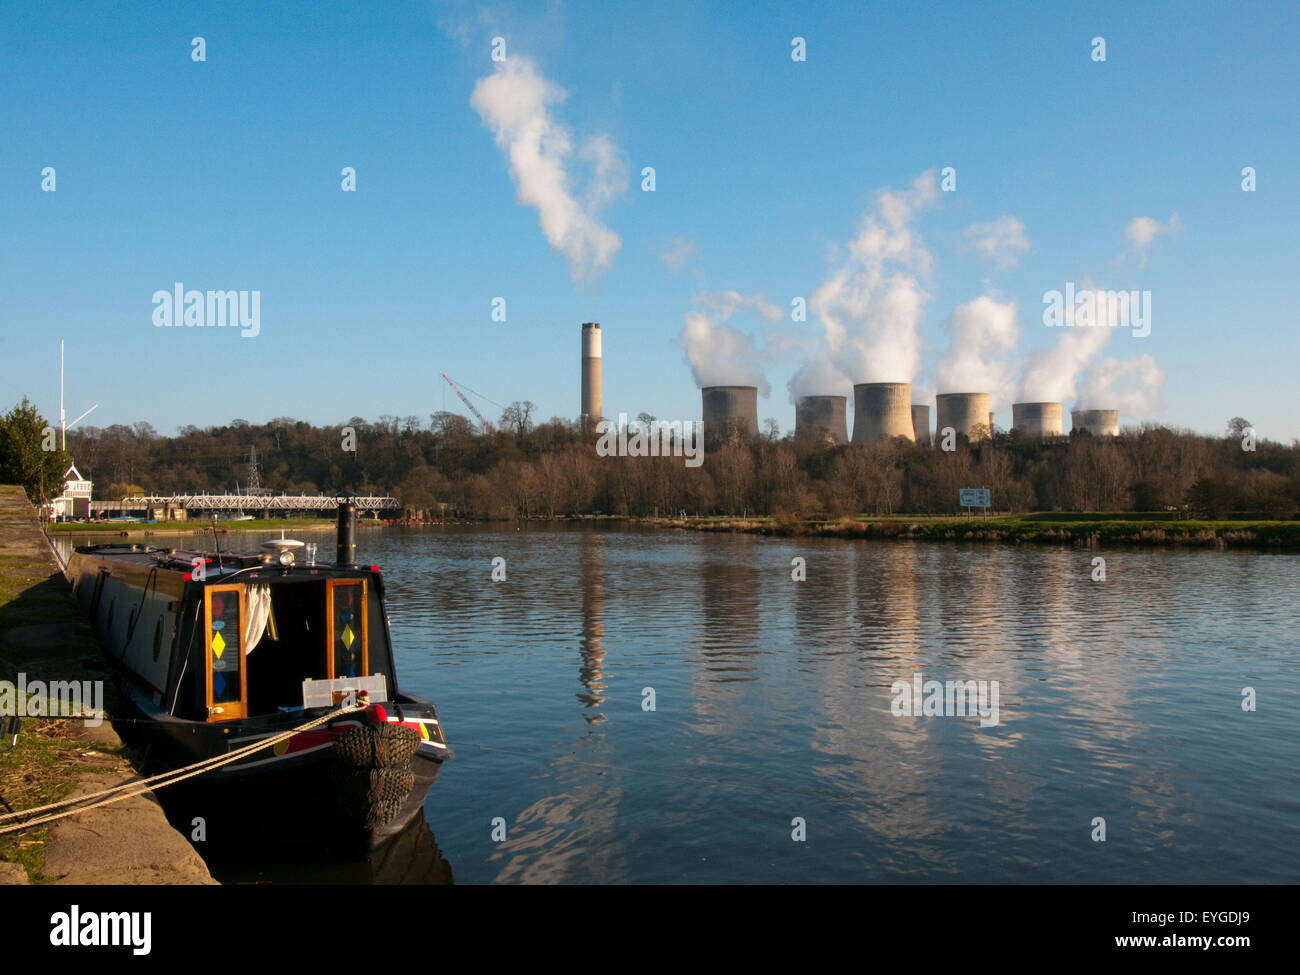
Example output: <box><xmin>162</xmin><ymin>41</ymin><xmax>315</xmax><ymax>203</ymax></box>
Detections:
<box><xmin>110</xmin><ymin>679</ymin><xmax>451</xmax><ymax>850</ymax></box>
<box><xmin>65</xmin><ymin>537</ymin><xmax>452</xmax><ymax>852</ymax></box>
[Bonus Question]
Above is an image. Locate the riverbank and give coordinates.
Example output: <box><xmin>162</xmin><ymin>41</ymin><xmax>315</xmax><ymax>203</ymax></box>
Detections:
<box><xmin>48</xmin><ymin>517</ymin><xmax>340</xmax><ymax>536</ymax></box>
<box><xmin>638</xmin><ymin>512</ymin><xmax>1300</xmax><ymax>547</ymax></box>
<box><xmin>0</xmin><ymin>485</ymin><xmax>213</xmax><ymax>884</ymax></box>
<box><xmin>50</xmin><ymin>511</ymin><xmax>1300</xmax><ymax>549</ymax></box>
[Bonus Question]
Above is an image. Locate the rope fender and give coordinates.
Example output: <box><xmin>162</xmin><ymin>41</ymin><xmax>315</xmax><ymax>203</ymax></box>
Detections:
<box><xmin>330</xmin><ymin>723</ymin><xmax>421</xmax><ymax>829</ymax></box>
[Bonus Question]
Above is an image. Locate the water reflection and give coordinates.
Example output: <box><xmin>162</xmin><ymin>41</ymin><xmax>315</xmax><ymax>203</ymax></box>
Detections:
<box><xmin>697</xmin><ymin>546</ymin><xmax>760</xmax><ymax>670</ymax></box>
<box><xmin>52</xmin><ymin>527</ymin><xmax>1300</xmax><ymax>884</ymax></box>
<box><xmin>487</xmin><ymin>742</ymin><xmax>628</xmax><ymax>884</ymax></box>
<box><xmin>577</xmin><ymin>532</ymin><xmax>607</xmax><ymax>719</ymax></box>
<box><xmin>813</xmin><ymin>541</ymin><xmax>946</xmax><ymax>868</ymax></box>
<box><xmin>183</xmin><ymin>806</ymin><xmax>454</xmax><ymax>885</ymax></box>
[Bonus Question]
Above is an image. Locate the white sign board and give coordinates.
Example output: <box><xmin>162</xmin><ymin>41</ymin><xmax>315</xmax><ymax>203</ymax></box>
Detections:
<box><xmin>959</xmin><ymin>488</ymin><xmax>991</xmax><ymax>508</ymax></box>
<box><xmin>302</xmin><ymin>675</ymin><xmax>387</xmax><ymax>708</ymax></box>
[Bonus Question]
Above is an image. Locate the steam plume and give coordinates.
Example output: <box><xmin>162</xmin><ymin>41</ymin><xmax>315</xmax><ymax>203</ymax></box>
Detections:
<box><xmin>471</xmin><ymin>57</ymin><xmax>626</xmax><ymax>281</ymax></box>
<box><xmin>1078</xmin><ymin>354</ymin><xmax>1165</xmax><ymax>416</ymax></box>
<box><xmin>678</xmin><ymin>291</ymin><xmax>780</xmax><ymax>394</ymax></box>
<box><xmin>789</xmin><ymin>171</ymin><xmax>939</xmax><ymax>396</ymax></box>
<box><xmin>936</xmin><ymin>296</ymin><xmax>1019</xmax><ymax>407</ymax></box>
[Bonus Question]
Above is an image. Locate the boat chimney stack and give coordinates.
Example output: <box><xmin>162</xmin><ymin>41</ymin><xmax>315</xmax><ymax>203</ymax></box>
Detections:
<box><xmin>336</xmin><ymin>501</ymin><xmax>356</xmax><ymax>567</ymax></box>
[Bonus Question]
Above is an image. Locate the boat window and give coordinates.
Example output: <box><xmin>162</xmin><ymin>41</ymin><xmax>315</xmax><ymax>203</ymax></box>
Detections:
<box><xmin>205</xmin><ymin>585</ymin><xmax>246</xmax><ymax>721</ymax></box>
<box><xmin>366</xmin><ymin>585</ymin><xmax>395</xmax><ymax>698</ymax></box>
<box><xmin>326</xmin><ymin>580</ymin><xmax>368</xmax><ymax>679</ymax></box>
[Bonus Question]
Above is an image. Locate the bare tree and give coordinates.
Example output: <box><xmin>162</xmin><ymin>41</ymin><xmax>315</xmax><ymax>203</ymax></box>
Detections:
<box><xmin>710</xmin><ymin>445</ymin><xmax>754</xmax><ymax>514</ymax></box>
<box><xmin>535</xmin><ymin>452</ymin><xmax>567</xmax><ymax>518</ymax></box>
<box><xmin>500</xmin><ymin>401</ymin><xmax>535</xmax><ymax>439</ymax></box>
<box><xmin>430</xmin><ymin>412</ymin><xmax>474</xmax><ymax>439</ymax></box>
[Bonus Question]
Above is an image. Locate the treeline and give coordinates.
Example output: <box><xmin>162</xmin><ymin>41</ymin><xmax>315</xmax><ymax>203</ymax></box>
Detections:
<box><xmin>50</xmin><ymin>406</ymin><xmax>1300</xmax><ymax>521</ymax></box>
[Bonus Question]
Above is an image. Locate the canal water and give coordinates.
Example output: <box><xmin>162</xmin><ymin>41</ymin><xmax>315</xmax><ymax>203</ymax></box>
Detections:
<box><xmin>56</xmin><ymin>527</ymin><xmax>1300</xmax><ymax>883</ymax></box>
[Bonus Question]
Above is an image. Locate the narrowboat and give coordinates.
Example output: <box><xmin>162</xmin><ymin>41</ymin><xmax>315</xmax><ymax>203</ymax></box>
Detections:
<box><xmin>63</xmin><ymin>503</ymin><xmax>451</xmax><ymax>848</ymax></box>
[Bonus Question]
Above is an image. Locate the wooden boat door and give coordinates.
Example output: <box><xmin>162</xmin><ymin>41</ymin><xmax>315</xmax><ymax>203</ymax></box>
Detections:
<box><xmin>325</xmin><ymin>579</ymin><xmax>368</xmax><ymax>679</ymax></box>
<box><xmin>204</xmin><ymin>584</ymin><xmax>247</xmax><ymax>720</ymax></box>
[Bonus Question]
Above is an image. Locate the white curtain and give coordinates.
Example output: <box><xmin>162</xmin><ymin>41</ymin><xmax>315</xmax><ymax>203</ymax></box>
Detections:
<box><xmin>244</xmin><ymin>583</ymin><xmax>273</xmax><ymax>654</ymax></box>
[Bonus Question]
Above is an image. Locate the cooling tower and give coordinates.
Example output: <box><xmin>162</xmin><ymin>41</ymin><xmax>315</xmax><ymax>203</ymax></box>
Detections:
<box><xmin>935</xmin><ymin>392</ymin><xmax>992</xmax><ymax>441</ymax></box>
<box><xmin>581</xmin><ymin>322</ymin><xmax>602</xmax><ymax>426</ymax></box>
<box><xmin>795</xmin><ymin>396</ymin><xmax>848</xmax><ymax>444</ymax></box>
<box><xmin>1012</xmin><ymin>402</ymin><xmax>1063</xmax><ymax>438</ymax></box>
<box><xmin>852</xmin><ymin>383</ymin><xmax>915</xmax><ymax>442</ymax></box>
<box><xmin>702</xmin><ymin>386</ymin><xmax>759</xmax><ymax>447</ymax></box>
<box><xmin>911</xmin><ymin>405</ymin><xmax>931</xmax><ymax>446</ymax></box>
<box><xmin>1071</xmin><ymin>409</ymin><xmax>1119</xmax><ymax>437</ymax></box>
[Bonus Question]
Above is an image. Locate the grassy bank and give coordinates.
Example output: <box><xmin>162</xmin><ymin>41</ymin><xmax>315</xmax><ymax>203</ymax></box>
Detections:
<box><xmin>0</xmin><ymin>718</ymin><xmax>122</xmax><ymax>880</ymax></box>
<box><xmin>2</xmin><ymin>487</ymin><xmax>217</xmax><ymax>883</ymax></box>
<box><xmin>48</xmin><ymin>517</ymin><xmax>341</xmax><ymax>535</ymax></box>
<box><xmin>0</xmin><ymin>492</ymin><xmax>127</xmax><ymax>880</ymax></box>
<box><xmin>640</xmin><ymin>513</ymin><xmax>1300</xmax><ymax>548</ymax></box>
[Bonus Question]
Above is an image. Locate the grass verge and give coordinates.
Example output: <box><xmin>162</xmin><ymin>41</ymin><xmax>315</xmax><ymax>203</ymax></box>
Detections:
<box><xmin>640</xmin><ymin>514</ymin><xmax>1300</xmax><ymax>547</ymax></box>
<box><xmin>48</xmin><ymin>518</ymin><xmax>340</xmax><ymax>534</ymax></box>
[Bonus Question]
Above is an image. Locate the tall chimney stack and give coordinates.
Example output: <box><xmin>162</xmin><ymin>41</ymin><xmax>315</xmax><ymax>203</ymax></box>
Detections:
<box><xmin>581</xmin><ymin>323</ymin><xmax>602</xmax><ymax>428</ymax></box>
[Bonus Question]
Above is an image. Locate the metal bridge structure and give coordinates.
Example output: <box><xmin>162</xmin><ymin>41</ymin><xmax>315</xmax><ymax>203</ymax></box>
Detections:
<box><xmin>90</xmin><ymin>493</ymin><xmax>400</xmax><ymax>516</ymax></box>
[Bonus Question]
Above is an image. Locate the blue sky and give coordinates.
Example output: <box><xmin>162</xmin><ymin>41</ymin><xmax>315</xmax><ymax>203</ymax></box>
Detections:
<box><xmin>2</xmin><ymin>0</ymin><xmax>1296</xmax><ymax>440</ymax></box>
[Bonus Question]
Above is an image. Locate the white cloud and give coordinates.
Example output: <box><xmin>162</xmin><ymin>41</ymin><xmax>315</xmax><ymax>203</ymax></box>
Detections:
<box><xmin>960</xmin><ymin>215</ymin><xmax>1030</xmax><ymax>268</ymax></box>
<box><xmin>1123</xmin><ymin>213</ymin><xmax>1182</xmax><ymax>266</ymax></box>
<box><xmin>695</xmin><ymin>290</ymin><xmax>783</xmax><ymax>322</ymax></box>
<box><xmin>470</xmin><ymin>57</ymin><xmax>627</xmax><ymax>281</ymax></box>
<box><xmin>659</xmin><ymin>236</ymin><xmax>697</xmax><ymax>269</ymax></box>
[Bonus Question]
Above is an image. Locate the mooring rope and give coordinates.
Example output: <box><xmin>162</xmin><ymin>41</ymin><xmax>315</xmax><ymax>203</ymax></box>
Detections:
<box><xmin>0</xmin><ymin>704</ymin><xmax>368</xmax><ymax>835</ymax></box>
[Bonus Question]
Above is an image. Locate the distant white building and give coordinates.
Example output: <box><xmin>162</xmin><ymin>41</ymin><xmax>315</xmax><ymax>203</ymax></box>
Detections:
<box><xmin>50</xmin><ymin>463</ymin><xmax>93</xmax><ymax>520</ymax></box>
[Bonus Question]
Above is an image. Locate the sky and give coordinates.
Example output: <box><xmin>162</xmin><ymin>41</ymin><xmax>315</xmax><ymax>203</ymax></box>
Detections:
<box><xmin>1</xmin><ymin>0</ymin><xmax>1297</xmax><ymax>441</ymax></box>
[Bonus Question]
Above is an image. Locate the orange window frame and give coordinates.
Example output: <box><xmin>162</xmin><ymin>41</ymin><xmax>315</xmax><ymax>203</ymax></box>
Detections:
<box><xmin>203</xmin><ymin>584</ymin><xmax>247</xmax><ymax>721</ymax></box>
<box><xmin>324</xmin><ymin>578</ymin><xmax>369</xmax><ymax>679</ymax></box>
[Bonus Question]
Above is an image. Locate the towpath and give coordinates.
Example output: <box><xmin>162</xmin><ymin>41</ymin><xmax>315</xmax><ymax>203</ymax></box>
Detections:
<box><xmin>0</xmin><ymin>485</ymin><xmax>213</xmax><ymax>884</ymax></box>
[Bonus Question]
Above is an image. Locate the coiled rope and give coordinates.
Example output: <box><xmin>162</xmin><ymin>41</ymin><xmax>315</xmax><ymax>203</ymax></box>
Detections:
<box><xmin>0</xmin><ymin>704</ymin><xmax>368</xmax><ymax>835</ymax></box>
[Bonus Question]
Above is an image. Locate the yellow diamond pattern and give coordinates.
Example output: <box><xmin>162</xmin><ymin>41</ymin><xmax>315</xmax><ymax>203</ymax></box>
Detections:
<box><xmin>211</xmin><ymin>631</ymin><xmax>226</xmax><ymax>659</ymax></box>
<box><xmin>342</xmin><ymin>625</ymin><xmax>355</xmax><ymax>650</ymax></box>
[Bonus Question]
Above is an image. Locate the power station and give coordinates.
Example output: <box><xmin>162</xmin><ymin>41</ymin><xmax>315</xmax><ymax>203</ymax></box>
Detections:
<box><xmin>1012</xmin><ymin>402</ymin><xmax>1064</xmax><ymax>438</ymax></box>
<box><xmin>581</xmin><ymin>322</ymin><xmax>602</xmax><ymax>428</ymax></box>
<box><xmin>1071</xmin><ymin>409</ymin><xmax>1119</xmax><ymax>437</ymax></box>
<box><xmin>852</xmin><ymin>382</ymin><xmax>915</xmax><ymax>442</ymax></box>
<box><xmin>936</xmin><ymin>392</ymin><xmax>991</xmax><ymax>441</ymax></box>
<box><xmin>911</xmin><ymin>404</ymin><xmax>931</xmax><ymax>446</ymax></box>
<box><xmin>574</xmin><ymin>321</ymin><xmax>1127</xmax><ymax>449</ymax></box>
<box><xmin>702</xmin><ymin>385</ymin><xmax>759</xmax><ymax>447</ymax></box>
<box><xmin>795</xmin><ymin>395</ymin><xmax>848</xmax><ymax>444</ymax></box>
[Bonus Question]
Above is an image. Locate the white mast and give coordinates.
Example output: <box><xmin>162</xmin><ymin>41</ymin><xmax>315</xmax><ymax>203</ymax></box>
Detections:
<box><xmin>59</xmin><ymin>340</ymin><xmax>99</xmax><ymax>451</ymax></box>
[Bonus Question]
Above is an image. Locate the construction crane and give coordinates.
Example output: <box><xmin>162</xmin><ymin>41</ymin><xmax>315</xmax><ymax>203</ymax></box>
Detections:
<box><xmin>440</xmin><ymin>373</ymin><xmax>495</xmax><ymax>433</ymax></box>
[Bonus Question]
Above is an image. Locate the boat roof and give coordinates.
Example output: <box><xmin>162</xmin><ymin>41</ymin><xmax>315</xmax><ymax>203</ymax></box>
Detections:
<box><xmin>72</xmin><ymin>543</ymin><xmax>256</xmax><ymax>575</ymax></box>
<box><xmin>71</xmin><ymin>543</ymin><xmax>372</xmax><ymax>580</ymax></box>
